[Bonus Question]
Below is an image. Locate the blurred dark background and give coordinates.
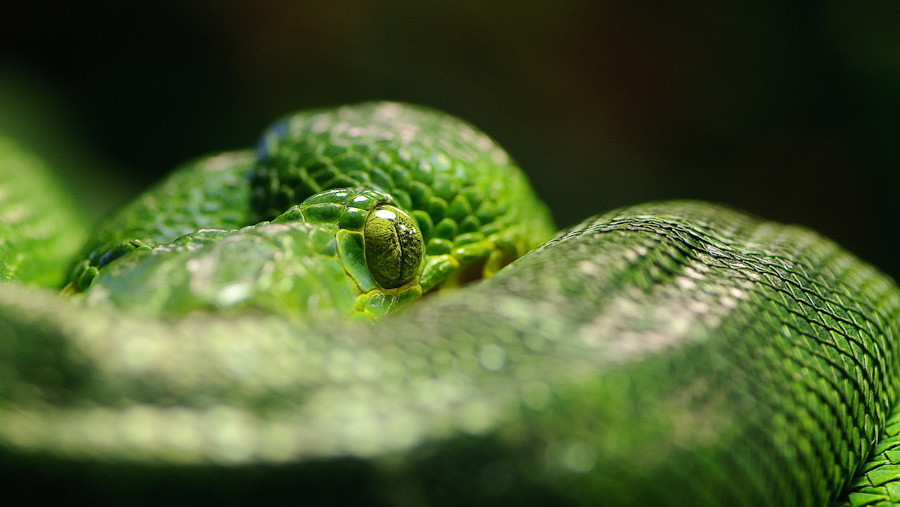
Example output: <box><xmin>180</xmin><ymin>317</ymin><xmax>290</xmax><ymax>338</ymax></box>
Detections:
<box><xmin>1</xmin><ymin>1</ymin><xmax>898</xmax><ymax>279</ymax></box>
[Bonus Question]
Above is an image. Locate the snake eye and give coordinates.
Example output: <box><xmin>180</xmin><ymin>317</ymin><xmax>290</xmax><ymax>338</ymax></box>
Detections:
<box><xmin>364</xmin><ymin>204</ymin><xmax>424</xmax><ymax>288</ymax></box>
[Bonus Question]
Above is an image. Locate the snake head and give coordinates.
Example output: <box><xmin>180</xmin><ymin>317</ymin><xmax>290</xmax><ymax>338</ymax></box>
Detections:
<box><xmin>274</xmin><ymin>187</ymin><xmax>427</xmax><ymax>318</ymax></box>
<box><xmin>63</xmin><ymin>103</ymin><xmax>556</xmax><ymax>322</ymax></box>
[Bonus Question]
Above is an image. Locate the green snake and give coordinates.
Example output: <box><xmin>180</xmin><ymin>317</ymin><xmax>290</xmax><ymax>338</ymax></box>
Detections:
<box><xmin>1</xmin><ymin>102</ymin><xmax>899</xmax><ymax>506</ymax></box>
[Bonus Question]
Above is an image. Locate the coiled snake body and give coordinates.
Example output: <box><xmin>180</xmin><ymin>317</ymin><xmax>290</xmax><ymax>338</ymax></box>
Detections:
<box><xmin>0</xmin><ymin>103</ymin><xmax>898</xmax><ymax>506</ymax></box>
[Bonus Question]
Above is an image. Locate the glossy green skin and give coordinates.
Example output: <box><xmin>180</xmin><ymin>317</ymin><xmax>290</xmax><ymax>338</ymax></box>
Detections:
<box><xmin>0</xmin><ymin>104</ymin><xmax>899</xmax><ymax>506</ymax></box>
<box><xmin>0</xmin><ymin>139</ymin><xmax>89</xmax><ymax>287</ymax></box>
<box><xmin>69</xmin><ymin>103</ymin><xmax>555</xmax><ymax>314</ymax></box>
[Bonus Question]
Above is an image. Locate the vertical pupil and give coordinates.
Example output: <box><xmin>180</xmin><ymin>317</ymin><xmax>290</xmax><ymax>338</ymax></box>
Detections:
<box><xmin>364</xmin><ymin>205</ymin><xmax>424</xmax><ymax>288</ymax></box>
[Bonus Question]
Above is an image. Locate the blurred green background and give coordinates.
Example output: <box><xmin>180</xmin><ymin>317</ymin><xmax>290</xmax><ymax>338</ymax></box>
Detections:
<box><xmin>1</xmin><ymin>1</ymin><xmax>899</xmax><ymax>279</ymax></box>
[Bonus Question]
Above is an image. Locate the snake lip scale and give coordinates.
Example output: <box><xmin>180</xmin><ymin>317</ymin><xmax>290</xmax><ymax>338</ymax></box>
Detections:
<box><xmin>0</xmin><ymin>102</ymin><xmax>898</xmax><ymax>507</ymax></box>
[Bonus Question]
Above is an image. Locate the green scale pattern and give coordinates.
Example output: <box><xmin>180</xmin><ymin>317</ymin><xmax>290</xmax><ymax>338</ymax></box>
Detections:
<box><xmin>68</xmin><ymin>150</ymin><xmax>255</xmax><ymax>292</ymax></box>
<box><xmin>0</xmin><ymin>139</ymin><xmax>88</xmax><ymax>286</ymax></box>
<box><xmin>81</xmin><ymin>187</ymin><xmax>426</xmax><ymax>319</ymax></box>
<box><xmin>69</xmin><ymin>103</ymin><xmax>554</xmax><ymax>297</ymax></box>
<box><xmin>2</xmin><ymin>104</ymin><xmax>900</xmax><ymax>505</ymax></box>
<box><xmin>838</xmin><ymin>411</ymin><xmax>900</xmax><ymax>506</ymax></box>
<box><xmin>252</xmin><ymin>102</ymin><xmax>555</xmax><ymax>284</ymax></box>
<box><xmin>436</xmin><ymin>201</ymin><xmax>900</xmax><ymax>506</ymax></box>
<box><xmin>0</xmin><ymin>202</ymin><xmax>898</xmax><ymax>506</ymax></box>
<box><xmin>80</xmin><ymin>220</ymin><xmax>357</xmax><ymax>320</ymax></box>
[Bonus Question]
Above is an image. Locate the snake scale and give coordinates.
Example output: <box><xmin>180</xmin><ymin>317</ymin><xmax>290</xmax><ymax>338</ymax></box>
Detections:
<box><xmin>0</xmin><ymin>102</ymin><xmax>898</xmax><ymax>506</ymax></box>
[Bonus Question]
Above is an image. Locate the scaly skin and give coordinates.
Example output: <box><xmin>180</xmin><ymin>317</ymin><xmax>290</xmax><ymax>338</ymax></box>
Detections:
<box><xmin>0</xmin><ymin>103</ymin><xmax>899</xmax><ymax>506</ymax></box>
<box><xmin>0</xmin><ymin>139</ymin><xmax>89</xmax><ymax>287</ymax></box>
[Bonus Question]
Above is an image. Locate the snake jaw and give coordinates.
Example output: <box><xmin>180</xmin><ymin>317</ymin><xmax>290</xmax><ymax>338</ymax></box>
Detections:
<box><xmin>354</xmin><ymin>283</ymin><xmax>424</xmax><ymax>319</ymax></box>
